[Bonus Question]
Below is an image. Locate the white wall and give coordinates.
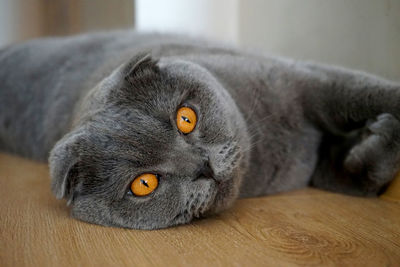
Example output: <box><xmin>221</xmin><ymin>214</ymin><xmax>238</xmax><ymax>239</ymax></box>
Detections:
<box><xmin>238</xmin><ymin>0</ymin><xmax>400</xmax><ymax>80</ymax></box>
<box><xmin>0</xmin><ymin>0</ymin><xmax>20</xmax><ymax>47</ymax></box>
<box><xmin>136</xmin><ymin>0</ymin><xmax>239</xmax><ymax>43</ymax></box>
<box><xmin>136</xmin><ymin>0</ymin><xmax>400</xmax><ymax>80</ymax></box>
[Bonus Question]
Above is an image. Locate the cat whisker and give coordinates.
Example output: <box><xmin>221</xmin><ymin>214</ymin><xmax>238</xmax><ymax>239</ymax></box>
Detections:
<box><xmin>246</xmin><ymin>112</ymin><xmax>276</xmax><ymax>130</ymax></box>
<box><xmin>241</xmin><ymin>137</ymin><xmax>266</xmax><ymax>154</ymax></box>
<box><xmin>243</xmin><ymin>113</ymin><xmax>277</xmax><ymax>143</ymax></box>
<box><xmin>243</xmin><ymin>84</ymin><xmax>261</xmax><ymax>122</ymax></box>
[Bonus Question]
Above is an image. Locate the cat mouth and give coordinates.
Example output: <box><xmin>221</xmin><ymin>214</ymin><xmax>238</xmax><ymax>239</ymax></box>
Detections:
<box><xmin>171</xmin><ymin>158</ymin><xmax>242</xmax><ymax>226</ymax></box>
<box><xmin>170</xmin><ymin>177</ymin><xmax>236</xmax><ymax>227</ymax></box>
<box><xmin>200</xmin><ymin>176</ymin><xmax>236</xmax><ymax>216</ymax></box>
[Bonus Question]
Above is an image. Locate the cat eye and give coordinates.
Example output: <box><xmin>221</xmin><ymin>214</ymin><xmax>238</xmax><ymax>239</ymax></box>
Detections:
<box><xmin>130</xmin><ymin>173</ymin><xmax>159</xmax><ymax>196</ymax></box>
<box><xmin>176</xmin><ymin>107</ymin><xmax>197</xmax><ymax>134</ymax></box>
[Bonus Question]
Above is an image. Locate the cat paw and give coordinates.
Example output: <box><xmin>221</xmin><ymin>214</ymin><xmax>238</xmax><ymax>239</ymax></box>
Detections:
<box><xmin>344</xmin><ymin>113</ymin><xmax>400</xmax><ymax>193</ymax></box>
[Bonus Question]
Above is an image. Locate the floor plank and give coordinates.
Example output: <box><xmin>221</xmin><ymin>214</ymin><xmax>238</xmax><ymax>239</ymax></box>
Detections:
<box><xmin>0</xmin><ymin>153</ymin><xmax>399</xmax><ymax>266</ymax></box>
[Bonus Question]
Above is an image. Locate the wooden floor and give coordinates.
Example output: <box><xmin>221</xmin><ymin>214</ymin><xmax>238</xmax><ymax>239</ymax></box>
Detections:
<box><xmin>0</xmin><ymin>153</ymin><xmax>399</xmax><ymax>266</ymax></box>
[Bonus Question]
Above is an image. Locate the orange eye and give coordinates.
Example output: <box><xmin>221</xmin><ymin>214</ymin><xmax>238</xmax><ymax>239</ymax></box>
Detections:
<box><xmin>176</xmin><ymin>107</ymin><xmax>197</xmax><ymax>134</ymax></box>
<box><xmin>130</xmin><ymin>173</ymin><xmax>159</xmax><ymax>196</ymax></box>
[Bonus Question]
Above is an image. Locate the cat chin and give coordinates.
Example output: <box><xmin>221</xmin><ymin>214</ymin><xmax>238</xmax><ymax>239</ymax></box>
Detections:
<box><xmin>168</xmin><ymin>177</ymin><xmax>239</xmax><ymax>227</ymax></box>
<box><xmin>205</xmin><ymin>176</ymin><xmax>241</xmax><ymax>215</ymax></box>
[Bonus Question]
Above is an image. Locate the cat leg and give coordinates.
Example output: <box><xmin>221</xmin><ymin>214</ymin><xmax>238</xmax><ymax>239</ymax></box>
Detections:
<box><xmin>298</xmin><ymin>63</ymin><xmax>400</xmax><ymax>195</ymax></box>
<box><xmin>345</xmin><ymin>114</ymin><xmax>400</xmax><ymax>190</ymax></box>
<box><xmin>311</xmin><ymin>113</ymin><xmax>400</xmax><ymax>195</ymax></box>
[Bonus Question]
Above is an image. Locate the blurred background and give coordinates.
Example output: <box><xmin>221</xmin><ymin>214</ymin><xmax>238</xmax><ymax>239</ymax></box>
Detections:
<box><xmin>0</xmin><ymin>0</ymin><xmax>399</xmax><ymax>80</ymax></box>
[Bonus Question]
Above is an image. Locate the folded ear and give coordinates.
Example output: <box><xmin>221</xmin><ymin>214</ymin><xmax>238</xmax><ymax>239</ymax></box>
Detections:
<box><xmin>123</xmin><ymin>52</ymin><xmax>159</xmax><ymax>84</ymax></box>
<box><xmin>49</xmin><ymin>129</ymin><xmax>86</xmax><ymax>202</ymax></box>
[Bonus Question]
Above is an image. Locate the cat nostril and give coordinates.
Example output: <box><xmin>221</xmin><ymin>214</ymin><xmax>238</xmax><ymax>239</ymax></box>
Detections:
<box><xmin>196</xmin><ymin>160</ymin><xmax>215</xmax><ymax>180</ymax></box>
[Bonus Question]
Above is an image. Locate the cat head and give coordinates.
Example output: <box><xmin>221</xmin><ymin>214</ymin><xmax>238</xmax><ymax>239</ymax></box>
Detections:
<box><xmin>49</xmin><ymin>54</ymin><xmax>250</xmax><ymax>229</ymax></box>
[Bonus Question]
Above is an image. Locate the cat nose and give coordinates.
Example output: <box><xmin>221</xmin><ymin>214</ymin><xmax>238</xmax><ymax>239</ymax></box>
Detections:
<box><xmin>195</xmin><ymin>160</ymin><xmax>215</xmax><ymax>180</ymax></box>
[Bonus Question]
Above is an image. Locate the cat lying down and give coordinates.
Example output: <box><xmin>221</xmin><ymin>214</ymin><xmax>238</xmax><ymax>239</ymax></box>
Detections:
<box><xmin>1</xmin><ymin>31</ymin><xmax>399</xmax><ymax>229</ymax></box>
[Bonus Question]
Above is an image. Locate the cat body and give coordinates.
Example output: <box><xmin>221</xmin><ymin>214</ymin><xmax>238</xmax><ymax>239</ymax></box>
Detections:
<box><xmin>1</xmin><ymin>31</ymin><xmax>399</xmax><ymax>229</ymax></box>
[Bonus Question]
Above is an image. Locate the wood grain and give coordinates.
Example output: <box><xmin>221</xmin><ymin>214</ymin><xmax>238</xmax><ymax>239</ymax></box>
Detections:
<box><xmin>1</xmin><ymin>153</ymin><xmax>399</xmax><ymax>266</ymax></box>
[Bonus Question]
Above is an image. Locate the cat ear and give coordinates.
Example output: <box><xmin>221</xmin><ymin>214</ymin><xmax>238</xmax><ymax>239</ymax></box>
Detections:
<box><xmin>123</xmin><ymin>52</ymin><xmax>159</xmax><ymax>84</ymax></box>
<box><xmin>49</xmin><ymin>129</ymin><xmax>86</xmax><ymax>203</ymax></box>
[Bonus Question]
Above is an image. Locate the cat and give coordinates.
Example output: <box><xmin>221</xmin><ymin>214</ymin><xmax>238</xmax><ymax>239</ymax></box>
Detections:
<box><xmin>1</xmin><ymin>30</ymin><xmax>399</xmax><ymax>229</ymax></box>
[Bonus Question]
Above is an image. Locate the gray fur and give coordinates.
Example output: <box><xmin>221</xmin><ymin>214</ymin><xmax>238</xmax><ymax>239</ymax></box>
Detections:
<box><xmin>1</xmin><ymin>30</ymin><xmax>399</xmax><ymax>229</ymax></box>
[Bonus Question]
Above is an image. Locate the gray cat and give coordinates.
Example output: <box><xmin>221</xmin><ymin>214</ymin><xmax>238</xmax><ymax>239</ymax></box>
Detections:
<box><xmin>1</xmin><ymin>31</ymin><xmax>399</xmax><ymax>229</ymax></box>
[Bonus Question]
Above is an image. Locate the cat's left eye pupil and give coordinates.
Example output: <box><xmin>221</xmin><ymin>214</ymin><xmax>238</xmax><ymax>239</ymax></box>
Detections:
<box><xmin>182</xmin><ymin>116</ymin><xmax>191</xmax><ymax>123</ymax></box>
<box><xmin>140</xmin><ymin>179</ymin><xmax>149</xmax><ymax>187</ymax></box>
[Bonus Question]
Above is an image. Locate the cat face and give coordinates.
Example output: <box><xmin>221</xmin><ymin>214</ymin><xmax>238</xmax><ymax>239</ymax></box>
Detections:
<box><xmin>49</xmin><ymin>55</ymin><xmax>250</xmax><ymax>229</ymax></box>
